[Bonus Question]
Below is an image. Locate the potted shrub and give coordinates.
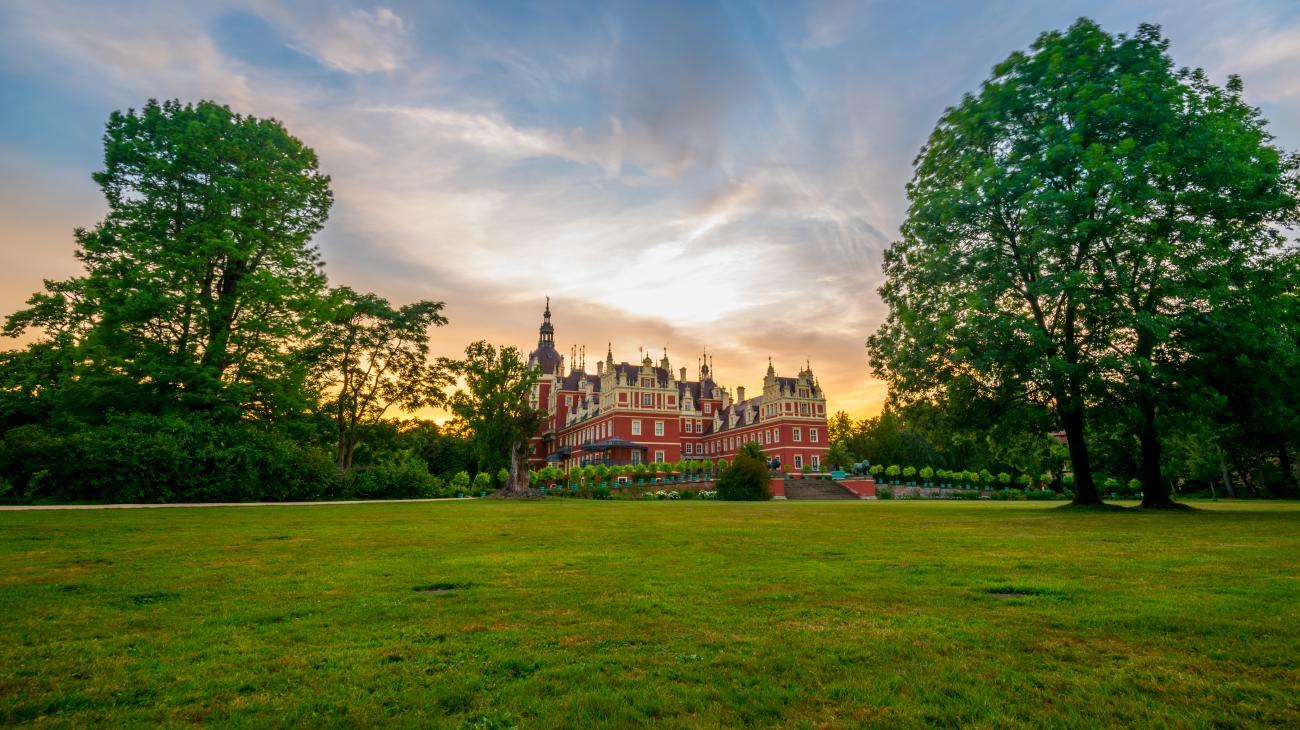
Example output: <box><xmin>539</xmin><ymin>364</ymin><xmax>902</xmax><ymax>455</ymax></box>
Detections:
<box><xmin>920</xmin><ymin>466</ymin><xmax>934</xmax><ymax>487</ymax></box>
<box><xmin>885</xmin><ymin>464</ymin><xmax>901</xmax><ymax>485</ymax></box>
<box><xmin>979</xmin><ymin>469</ymin><xmax>994</xmax><ymax>490</ymax></box>
<box><xmin>869</xmin><ymin>464</ymin><xmax>883</xmax><ymax>481</ymax></box>
<box><xmin>998</xmin><ymin>472</ymin><xmax>1012</xmax><ymax>491</ymax></box>
<box><xmin>450</xmin><ymin>470</ymin><xmax>471</xmax><ymax>498</ymax></box>
<box><xmin>903</xmin><ymin>466</ymin><xmax>917</xmax><ymax>485</ymax></box>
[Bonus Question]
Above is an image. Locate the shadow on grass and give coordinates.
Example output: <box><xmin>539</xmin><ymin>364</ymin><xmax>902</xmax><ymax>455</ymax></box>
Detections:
<box><xmin>1056</xmin><ymin>500</ymin><xmax>1201</xmax><ymax>512</ymax></box>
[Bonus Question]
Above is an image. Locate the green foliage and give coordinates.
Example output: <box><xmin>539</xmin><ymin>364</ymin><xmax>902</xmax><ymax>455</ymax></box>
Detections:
<box><xmin>920</xmin><ymin>466</ymin><xmax>935</xmax><ymax>481</ymax></box>
<box><xmin>442</xmin><ymin>342</ymin><xmax>544</xmax><ymax>484</ymax></box>
<box><xmin>342</xmin><ymin>454</ymin><xmax>443</xmax><ymax>500</ymax></box>
<box><xmin>449</xmin><ymin>471</ymin><xmax>471</xmax><ymax>494</ymax></box>
<box><xmin>0</xmin><ymin>414</ymin><xmax>335</xmax><ymax>504</ymax></box>
<box><xmin>311</xmin><ymin>287</ymin><xmax>450</xmax><ymax>469</ymax></box>
<box><xmin>739</xmin><ymin>441</ymin><xmax>766</xmax><ymax>461</ymax></box>
<box><xmin>4</xmin><ymin>99</ymin><xmax>333</xmax><ymax>421</ymax></box>
<box><xmin>867</xmin><ymin>19</ymin><xmax>1300</xmax><ymax>508</ymax></box>
<box><xmin>715</xmin><ymin>452</ymin><xmax>772</xmax><ymax>501</ymax></box>
<box><xmin>473</xmin><ymin>472</ymin><xmax>492</xmax><ymax>492</ymax></box>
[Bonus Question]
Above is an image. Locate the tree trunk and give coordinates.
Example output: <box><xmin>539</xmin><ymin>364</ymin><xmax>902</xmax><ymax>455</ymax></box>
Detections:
<box><xmin>1061</xmin><ymin>403</ymin><xmax>1102</xmax><ymax>505</ymax></box>
<box><xmin>1218</xmin><ymin>454</ymin><xmax>1235</xmax><ymax>498</ymax></box>
<box><xmin>500</xmin><ymin>440</ymin><xmax>534</xmax><ymax>497</ymax></box>
<box><xmin>1137</xmin><ymin>398</ymin><xmax>1175</xmax><ymax>508</ymax></box>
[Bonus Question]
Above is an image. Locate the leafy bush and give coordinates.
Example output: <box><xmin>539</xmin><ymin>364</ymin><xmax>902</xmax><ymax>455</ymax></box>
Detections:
<box><xmin>343</xmin><ymin>454</ymin><xmax>443</xmax><ymax>499</ymax></box>
<box><xmin>473</xmin><ymin>472</ymin><xmax>492</xmax><ymax>493</ymax></box>
<box><xmin>0</xmin><ymin>415</ymin><xmax>337</xmax><ymax>504</ymax></box>
<box><xmin>952</xmin><ymin>489</ymin><xmax>981</xmax><ymax>500</ymax></box>
<box><xmin>991</xmin><ymin>488</ymin><xmax>1025</xmax><ymax>501</ymax></box>
<box><xmin>592</xmin><ymin>486</ymin><xmax>611</xmax><ymax>500</ymax></box>
<box><xmin>679</xmin><ymin>488</ymin><xmax>695</xmax><ymax>500</ymax></box>
<box><xmin>716</xmin><ymin>452</ymin><xmax>772</xmax><ymax>501</ymax></box>
<box><xmin>1025</xmin><ymin>489</ymin><xmax>1060</xmax><ymax>501</ymax></box>
<box><xmin>877</xmin><ymin>487</ymin><xmax>894</xmax><ymax>500</ymax></box>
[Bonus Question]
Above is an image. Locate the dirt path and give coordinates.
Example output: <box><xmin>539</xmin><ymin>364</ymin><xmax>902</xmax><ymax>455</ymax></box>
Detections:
<box><xmin>0</xmin><ymin>497</ymin><xmax>470</xmax><ymax>511</ymax></box>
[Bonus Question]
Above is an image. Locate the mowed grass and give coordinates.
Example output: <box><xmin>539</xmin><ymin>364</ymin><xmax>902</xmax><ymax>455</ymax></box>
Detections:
<box><xmin>2</xmin><ymin>501</ymin><xmax>1298</xmax><ymax>728</ymax></box>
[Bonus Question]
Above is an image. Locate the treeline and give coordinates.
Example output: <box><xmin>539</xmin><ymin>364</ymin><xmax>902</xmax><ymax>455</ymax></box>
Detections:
<box><xmin>863</xmin><ymin>20</ymin><xmax>1300</xmax><ymax>505</ymax></box>
<box><xmin>0</xmin><ymin>100</ymin><xmax>538</xmax><ymax>504</ymax></box>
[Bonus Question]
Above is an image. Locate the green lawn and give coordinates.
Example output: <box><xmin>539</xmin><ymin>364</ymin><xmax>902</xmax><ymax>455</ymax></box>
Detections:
<box><xmin>2</xmin><ymin>500</ymin><xmax>1298</xmax><ymax>728</ymax></box>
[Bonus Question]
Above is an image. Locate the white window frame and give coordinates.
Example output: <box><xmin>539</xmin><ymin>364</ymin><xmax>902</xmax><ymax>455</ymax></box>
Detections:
<box><xmin>655</xmin><ymin>450</ymin><xmax>665</xmax><ymax>463</ymax></box>
<box><xmin>655</xmin><ymin>421</ymin><xmax>664</xmax><ymax>436</ymax></box>
<box><xmin>632</xmin><ymin>420</ymin><xmax>641</xmax><ymax>436</ymax></box>
<box><xmin>810</xmin><ymin>428</ymin><xmax>818</xmax><ymax>443</ymax></box>
<box><xmin>565</xmin><ymin>395</ymin><xmax>573</xmax><ymax>406</ymax></box>
<box><xmin>793</xmin><ymin>427</ymin><xmax>802</xmax><ymax>442</ymax></box>
<box><xmin>794</xmin><ymin>455</ymin><xmax>803</xmax><ymax>468</ymax></box>
<box><xmin>812</xmin><ymin>455</ymin><xmax>820</xmax><ymax>470</ymax></box>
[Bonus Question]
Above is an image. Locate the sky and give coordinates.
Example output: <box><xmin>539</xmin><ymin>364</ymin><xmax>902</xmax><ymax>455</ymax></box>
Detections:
<box><xmin>2</xmin><ymin>0</ymin><xmax>1299</xmax><ymax>420</ymax></box>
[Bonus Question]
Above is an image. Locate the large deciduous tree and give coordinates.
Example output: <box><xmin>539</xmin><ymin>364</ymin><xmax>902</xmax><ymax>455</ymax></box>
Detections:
<box><xmin>311</xmin><ymin>287</ymin><xmax>450</xmax><ymax>469</ymax></box>
<box><xmin>867</xmin><ymin>19</ymin><xmax>1299</xmax><ymax>507</ymax></box>
<box><xmin>441</xmin><ymin>342</ymin><xmax>544</xmax><ymax>497</ymax></box>
<box><xmin>4</xmin><ymin>99</ymin><xmax>333</xmax><ymax>420</ymax></box>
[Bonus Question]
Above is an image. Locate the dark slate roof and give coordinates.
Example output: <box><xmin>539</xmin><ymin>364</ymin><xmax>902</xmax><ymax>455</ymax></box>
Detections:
<box><xmin>712</xmin><ymin>396</ymin><xmax>767</xmax><ymax>433</ymax></box>
<box><xmin>558</xmin><ymin>369</ymin><xmax>601</xmax><ymax>392</ymax></box>
<box><xmin>607</xmin><ymin>361</ymin><xmax>670</xmax><ymax>387</ymax></box>
<box><xmin>528</xmin><ymin>345</ymin><xmax>563</xmax><ymax>375</ymax></box>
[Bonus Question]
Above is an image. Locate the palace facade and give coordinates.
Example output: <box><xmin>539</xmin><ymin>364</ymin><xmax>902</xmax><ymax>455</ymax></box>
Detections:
<box><xmin>526</xmin><ymin>301</ymin><xmax>829</xmax><ymax>472</ymax></box>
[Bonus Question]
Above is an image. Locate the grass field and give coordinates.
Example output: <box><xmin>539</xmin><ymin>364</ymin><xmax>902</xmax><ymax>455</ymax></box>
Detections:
<box><xmin>2</xmin><ymin>500</ymin><xmax>1298</xmax><ymax>727</ymax></box>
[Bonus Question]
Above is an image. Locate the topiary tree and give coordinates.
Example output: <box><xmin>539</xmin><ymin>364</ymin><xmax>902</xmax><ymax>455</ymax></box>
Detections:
<box><xmin>1018</xmin><ymin>473</ymin><xmax>1033</xmax><ymax>489</ymax></box>
<box><xmin>716</xmin><ymin>451</ymin><xmax>772</xmax><ymax>501</ymax></box>
<box><xmin>473</xmin><ymin>472</ymin><xmax>492</xmax><ymax>493</ymax></box>
<box><xmin>920</xmin><ymin>466</ymin><xmax>935</xmax><ymax>485</ymax></box>
<box><xmin>998</xmin><ymin>472</ymin><xmax>1012</xmax><ymax>488</ymax></box>
<box><xmin>979</xmin><ymin>469</ymin><xmax>994</xmax><ymax>487</ymax></box>
<box><xmin>903</xmin><ymin>466</ymin><xmax>917</xmax><ymax>484</ymax></box>
<box><xmin>496</xmin><ymin>468</ymin><xmax>510</xmax><ymax>487</ymax></box>
<box><xmin>1127</xmin><ymin>478</ymin><xmax>1142</xmax><ymax>495</ymax></box>
<box><xmin>869</xmin><ymin>464</ymin><xmax>884</xmax><ymax>478</ymax></box>
<box><xmin>885</xmin><ymin>465</ymin><xmax>901</xmax><ymax>483</ymax></box>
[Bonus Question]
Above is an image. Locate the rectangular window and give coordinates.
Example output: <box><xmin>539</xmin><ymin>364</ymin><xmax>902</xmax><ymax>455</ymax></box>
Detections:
<box><xmin>655</xmin><ymin>451</ymin><xmax>665</xmax><ymax>463</ymax></box>
<box><xmin>684</xmin><ymin>421</ymin><xmax>692</xmax><ymax>433</ymax></box>
<box><xmin>774</xmin><ymin>429</ymin><xmax>780</xmax><ymax>443</ymax></box>
<box><xmin>794</xmin><ymin>428</ymin><xmax>802</xmax><ymax>442</ymax></box>
<box><xmin>685</xmin><ymin>443</ymin><xmax>693</xmax><ymax>455</ymax></box>
<box><xmin>643</xmin><ymin>393</ymin><xmax>653</xmax><ymax>406</ymax></box>
<box><xmin>810</xmin><ymin>428</ymin><xmax>819</xmax><ymax>443</ymax></box>
<box><xmin>812</xmin><ymin>455</ymin><xmax>820</xmax><ymax>470</ymax></box>
<box><xmin>632</xmin><ymin>420</ymin><xmax>641</xmax><ymax>436</ymax></box>
<box><xmin>794</xmin><ymin>455</ymin><xmax>803</xmax><ymax>469</ymax></box>
<box><xmin>704</xmin><ymin>403</ymin><xmax>711</xmax><ymax>413</ymax></box>
<box><xmin>631</xmin><ymin>450</ymin><xmax>641</xmax><ymax>464</ymax></box>
<box><xmin>565</xmin><ymin>395</ymin><xmax>573</xmax><ymax>406</ymax></box>
<box><xmin>655</xmin><ymin>421</ymin><xmax>664</xmax><ymax>436</ymax></box>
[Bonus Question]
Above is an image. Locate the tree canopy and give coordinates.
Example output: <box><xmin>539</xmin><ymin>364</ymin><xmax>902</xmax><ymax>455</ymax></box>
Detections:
<box><xmin>867</xmin><ymin>19</ymin><xmax>1300</xmax><ymax>507</ymax></box>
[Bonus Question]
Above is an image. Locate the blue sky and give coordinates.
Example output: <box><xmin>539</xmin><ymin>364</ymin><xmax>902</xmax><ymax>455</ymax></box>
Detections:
<box><xmin>2</xmin><ymin>0</ymin><xmax>1299</xmax><ymax>417</ymax></box>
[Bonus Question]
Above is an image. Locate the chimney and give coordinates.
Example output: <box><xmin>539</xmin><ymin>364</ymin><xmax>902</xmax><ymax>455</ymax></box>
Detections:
<box><xmin>679</xmin><ymin>366</ymin><xmax>687</xmax><ymax>381</ymax></box>
<box><xmin>736</xmin><ymin>386</ymin><xmax>746</xmax><ymax>403</ymax></box>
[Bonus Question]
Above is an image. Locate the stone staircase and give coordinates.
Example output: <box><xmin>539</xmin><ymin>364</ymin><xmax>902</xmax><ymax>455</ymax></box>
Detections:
<box><xmin>782</xmin><ymin>478</ymin><xmax>859</xmax><ymax>500</ymax></box>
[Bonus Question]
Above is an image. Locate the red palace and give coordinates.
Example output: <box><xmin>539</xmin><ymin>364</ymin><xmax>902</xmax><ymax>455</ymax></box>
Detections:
<box><xmin>525</xmin><ymin>300</ymin><xmax>829</xmax><ymax>472</ymax></box>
